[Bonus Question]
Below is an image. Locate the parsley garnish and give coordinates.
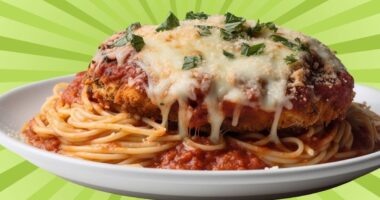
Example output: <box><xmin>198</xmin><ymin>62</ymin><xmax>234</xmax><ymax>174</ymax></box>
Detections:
<box><xmin>185</xmin><ymin>11</ymin><xmax>209</xmax><ymax>20</ymax></box>
<box><xmin>295</xmin><ymin>37</ymin><xmax>309</xmax><ymax>51</ymax></box>
<box><xmin>182</xmin><ymin>55</ymin><xmax>202</xmax><ymax>70</ymax></box>
<box><xmin>111</xmin><ymin>22</ymin><xmax>145</xmax><ymax>51</ymax></box>
<box><xmin>224</xmin><ymin>12</ymin><xmax>245</xmax><ymax>23</ymax></box>
<box><xmin>127</xmin><ymin>22</ymin><xmax>141</xmax><ymax>35</ymax></box>
<box><xmin>223</xmin><ymin>50</ymin><xmax>235</xmax><ymax>59</ymax></box>
<box><xmin>196</xmin><ymin>25</ymin><xmax>213</xmax><ymax>36</ymax></box>
<box><xmin>270</xmin><ymin>35</ymin><xmax>297</xmax><ymax>49</ymax></box>
<box><xmin>127</xmin><ymin>34</ymin><xmax>145</xmax><ymax>52</ymax></box>
<box><xmin>220</xmin><ymin>28</ymin><xmax>234</xmax><ymax>41</ymax></box>
<box><xmin>284</xmin><ymin>54</ymin><xmax>297</xmax><ymax>64</ymax></box>
<box><xmin>264</xmin><ymin>22</ymin><xmax>278</xmax><ymax>32</ymax></box>
<box><xmin>156</xmin><ymin>12</ymin><xmax>180</xmax><ymax>32</ymax></box>
<box><xmin>219</xmin><ymin>12</ymin><xmax>248</xmax><ymax>41</ymax></box>
<box><xmin>241</xmin><ymin>43</ymin><xmax>265</xmax><ymax>56</ymax></box>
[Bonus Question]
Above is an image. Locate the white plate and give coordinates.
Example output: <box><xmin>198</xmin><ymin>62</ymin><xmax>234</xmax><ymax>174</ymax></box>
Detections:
<box><xmin>0</xmin><ymin>75</ymin><xmax>379</xmax><ymax>200</ymax></box>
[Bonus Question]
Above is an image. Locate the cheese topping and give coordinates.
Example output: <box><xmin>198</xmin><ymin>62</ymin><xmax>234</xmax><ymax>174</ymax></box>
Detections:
<box><xmin>92</xmin><ymin>15</ymin><xmax>345</xmax><ymax>143</ymax></box>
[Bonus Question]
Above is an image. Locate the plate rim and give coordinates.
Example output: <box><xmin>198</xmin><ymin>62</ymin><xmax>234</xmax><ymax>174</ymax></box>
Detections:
<box><xmin>0</xmin><ymin>74</ymin><xmax>379</xmax><ymax>176</ymax></box>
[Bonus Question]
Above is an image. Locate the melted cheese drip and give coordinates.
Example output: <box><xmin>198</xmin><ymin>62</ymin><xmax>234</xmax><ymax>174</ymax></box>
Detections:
<box><xmin>92</xmin><ymin>15</ymin><xmax>345</xmax><ymax>144</ymax></box>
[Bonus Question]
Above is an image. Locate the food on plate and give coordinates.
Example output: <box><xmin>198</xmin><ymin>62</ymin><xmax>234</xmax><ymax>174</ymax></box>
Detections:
<box><xmin>23</xmin><ymin>12</ymin><xmax>380</xmax><ymax>170</ymax></box>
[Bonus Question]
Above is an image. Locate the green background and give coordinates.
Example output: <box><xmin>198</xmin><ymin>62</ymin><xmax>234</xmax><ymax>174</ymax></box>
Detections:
<box><xmin>0</xmin><ymin>0</ymin><xmax>379</xmax><ymax>199</ymax></box>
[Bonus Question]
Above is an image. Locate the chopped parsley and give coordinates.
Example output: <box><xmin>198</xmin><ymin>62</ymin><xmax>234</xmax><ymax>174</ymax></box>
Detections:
<box><xmin>220</xmin><ymin>28</ymin><xmax>234</xmax><ymax>41</ymax></box>
<box><xmin>219</xmin><ymin>12</ymin><xmax>248</xmax><ymax>41</ymax></box>
<box><xmin>223</xmin><ymin>50</ymin><xmax>235</xmax><ymax>59</ymax></box>
<box><xmin>270</xmin><ymin>35</ymin><xmax>297</xmax><ymax>49</ymax></box>
<box><xmin>295</xmin><ymin>37</ymin><xmax>309</xmax><ymax>51</ymax></box>
<box><xmin>156</xmin><ymin>12</ymin><xmax>180</xmax><ymax>32</ymax></box>
<box><xmin>127</xmin><ymin>34</ymin><xmax>145</xmax><ymax>52</ymax></box>
<box><xmin>182</xmin><ymin>55</ymin><xmax>202</xmax><ymax>70</ymax></box>
<box><xmin>264</xmin><ymin>22</ymin><xmax>278</xmax><ymax>32</ymax></box>
<box><xmin>284</xmin><ymin>54</ymin><xmax>297</xmax><ymax>64</ymax></box>
<box><xmin>241</xmin><ymin>43</ymin><xmax>265</xmax><ymax>56</ymax></box>
<box><xmin>127</xmin><ymin>22</ymin><xmax>141</xmax><ymax>34</ymax></box>
<box><xmin>111</xmin><ymin>22</ymin><xmax>145</xmax><ymax>51</ymax></box>
<box><xmin>185</xmin><ymin>11</ymin><xmax>209</xmax><ymax>20</ymax></box>
<box><xmin>196</xmin><ymin>25</ymin><xmax>213</xmax><ymax>36</ymax></box>
<box><xmin>271</xmin><ymin>35</ymin><xmax>310</xmax><ymax>53</ymax></box>
<box><xmin>224</xmin><ymin>12</ymin><xmax>245</xmax><ymax>23</ymax></box>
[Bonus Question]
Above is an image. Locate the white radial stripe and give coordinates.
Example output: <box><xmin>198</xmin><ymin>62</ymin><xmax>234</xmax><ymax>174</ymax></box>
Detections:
<box><xmin>49</xmin><ymin>183</ymin><xmax>83</xmax><ymax>200</ymax></box>
<box><xmin>285</xmin><ymin>0</ymin><xmax>369</xmax><ymax>29</ymax></box>
<box><xmin>337</xmin><ymin>49</ymin><xmax>380</xmax><ymax>70</ymax></box>
<box><xmin>68</xmin><ymin>0</ymin><xmax>122</xmax><ymax>31</ymax></box>
<box><xmin>315</xmin><ymin>14</ymin><xmax>380</xmax><ymax>44</ymax></box>
<box><xmin>0</xmin><ymin>52</ymin><xmax>87</xmax><ymax>71</ymax></box>
<box><xmin>0</xmin><ymin>169</ymin><xmax>54</xmax><ymax>199</ymax></box>
<box><xmin>3</xmin><ymin>0</ymin><xmax>107</xmax><ymax>40</ymax></box>
<box><xmin>260</xmin><ymin>0</ymin><xmax>304</xmax><ymax>21</ymax></box>
<box><xmin>0</xmin><ymin>150</ymin><xmax>24</xmax><ymax>173</ymax></box>
<box><xmin>0</xmin><ymin>19</ymin><xmax>95</xmax><ymax>53</ymax></box>
<box><xmin>334</xmin><ymin>181</ymin><xmax>379</xmax><ymax>200</ymax></box>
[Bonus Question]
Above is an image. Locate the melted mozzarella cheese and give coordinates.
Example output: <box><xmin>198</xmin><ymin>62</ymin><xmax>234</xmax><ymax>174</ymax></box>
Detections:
<box><xmin>93</xmin><ymin>15</ymin><xmax>343</xmax><ymax>143</ymax></box>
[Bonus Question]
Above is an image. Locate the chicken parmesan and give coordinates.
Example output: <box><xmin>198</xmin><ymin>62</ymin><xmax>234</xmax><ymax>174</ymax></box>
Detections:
<box><xmin>23</xmin><ymin>12</ymin><xmax>380</xmax><ymax>170</ymax></box>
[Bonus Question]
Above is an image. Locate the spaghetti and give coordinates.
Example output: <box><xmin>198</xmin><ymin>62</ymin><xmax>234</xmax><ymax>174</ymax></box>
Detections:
<box><xmin>22</xmin><ymin>83</ymin><xmax>380</xmax><ymax>169</ymax></box>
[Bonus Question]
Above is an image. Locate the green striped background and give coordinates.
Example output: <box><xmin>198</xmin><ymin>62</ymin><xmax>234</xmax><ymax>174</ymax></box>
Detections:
<box><xmin>0</xmin><ymin>0</ymin><xmax>379</xmax><ymax>199</ymax></box>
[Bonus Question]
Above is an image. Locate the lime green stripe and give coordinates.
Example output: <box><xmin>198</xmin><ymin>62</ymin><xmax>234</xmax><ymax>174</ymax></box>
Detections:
<box><xmin>0</xmin><ymin>169</ymin><xmax>55</xmax><ymax>200</ymax></box>
<box><xmin>0</xmin><ymin>161</ymin><xmax>37</xmax><ymax>191</ymax></box>
<box><xmin>355</xmin><ymin>174</ymin><xmax>380</xmax><ymax>197</ymax></box>
<box><xmin>274</xmin><ymin>0</ymin><xmax>327</xmax><ymax>24</ymax></box>
<box><xmin>318</xmin><ymin>190</ymin><xmax>344</xmax><ymax>200</ymax></box>
<box><xmin>0</xmin><ymin>70</ymin><xmax>73</xmax><ymax>82</ymax></box>
<box><xmin>219</xmin><ymin>0</ymin><xmax>233</xmax><ymax>14</ymax></box>
<box><xmin>74</xmin><ymin>188</ymin><xmax>95</xmax><ymax>200</ymax></box>
<box><xmin>350</xmin><ymin>69</ymin><xmax>380</xmax><ymax>82</ymax></box>
<box><xmin>90</xmin><ymin>0</ymin><xmax>125</xmax><ymax>26</ymax></box>
<box><xmin>234</xmin><ymin>0</ymin><xmax>258</xmax><ymax>17</ymax></box>
<box><xmin>0</xmin><ymin>82</ymin><xmax>38</xmax><ymax>94</ymax></box>
<box><xmin>0</xmin><ymin>146</ymin><xmax>4</xmax><ymax>151</ymax></box>
<box><xmin>301</xmin><ymin>0</ymin><xmax>380</xmax><ymax>34</ymax></box>
<box><xmin>0</xmin><ymin>1</ymin><xmax>97</xmax><ymax>44</ymax></box>
<box><xmin>108</xmin><ymin>194</ymin><xmax>122</xmax><ymax>200</ymax></box>
<box><xmin>254</xmin><ymin>0</ymin><xmax>279</xmax><ymax>19</ymax></box>
<box><xmin>139</xmin><ymin>0</ymin><xmax>158</xmax><ymax>24</ymax></box>
<box><xmin>27</xmin><ymin>177</ymin><xmax>66</xmax><ymax>200</ymax></box>
<box><xmin>329</xmin><ymin>34</ymin><xmax>380</xmax><ymax>54</ymax></box>
<box><xmin>0</xmin><ymin>150</ymin><xmax>24</xmax><ymax>173</ymax></box>
<box><xmin>195</xmin><ymin>0</ymin><xmax>202</xmax><ymax>12</ymax></box>
<box><xmin>115</xmin><ymin>0</ymin><xmax>140</xmax><ymax>21</ymax></box>
<box><xmin>45</xmin><ymin>0</ymin><xmax>114</xmax><ymax>34</ymax></box>
<box><xmin>334</xmin><ymin>181</ymin><xmax>379</xmax><ymax>200</ymax></box>
<box><xmin>0</xmin><ymin>36</ymin><xmax>91</xmax><ymax>61</ymax></box>
<box><xmin>170</xmin><ymin>0</ymin><xmax>177</xmax><ymax>15</ymax></box>
<box><xmin>91</xmin><ymin>191</ymin><xmax>114</xmax><ymax>200</ymax></box>
<box><xmin>49</xmin><ymin>182</ymin><xmax>83</xmax><ymax>200</ymax></box>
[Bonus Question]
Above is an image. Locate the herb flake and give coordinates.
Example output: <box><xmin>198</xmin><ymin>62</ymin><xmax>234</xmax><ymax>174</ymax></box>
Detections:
<box><xmin>196</xmin><ymin>25</ymin><xmax>213</xmax><ymax>36</ymax></box>
<box><xmin>284</xmin><ymin>54</ymin><xmax>297</xmax><ymax>64</ymax></box>
<box><xmin>111</xmin><ymin>22</ymin><xmax>144</xmax><ymax>50</ymax></box>
<box><xmin>156</xmin><ymin>12</ymin><xmax>180</xmax><ymax>32</ymax></box>
<box><xmin>224</xmin><ymin>12</ymin><xmax>245</xmax><ymax>23</ymax></box>
<box><xmin>185</xmin><ymin>11</ymin><xmax>209</xmax><ymax>20</ymax></box>
<box><xmin>223</xmin><ymin>50</ymin><xmax>235</xmax><ymax>59</ymax></box>
<box><xmin>270</xmin><ymin>35</ymin><xmax>297</xmax><ymax>49</ymax></box>
<box><xmin>264</xmin><ymin>22</ymin><xmax>278</xmax><ymax>32</ymax></box>
<box><xmin>182</xmin><ymin>55</ymin><xmax>202</xmax><ymax>70</ymax></box>
<box><xmin>241</xmin><ymin>43</ymin><xmax>265</xmax><ymax>56</ymax></box>
<box><xmin>128</xmin><ymin>34</ymin><xmax>145</xmax><ymax>52</ymax></box>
